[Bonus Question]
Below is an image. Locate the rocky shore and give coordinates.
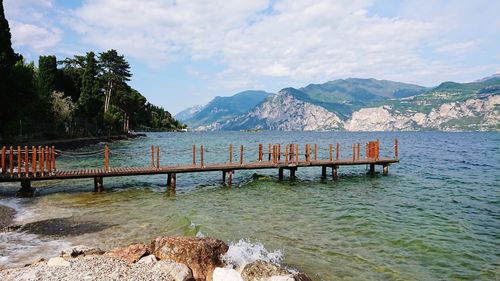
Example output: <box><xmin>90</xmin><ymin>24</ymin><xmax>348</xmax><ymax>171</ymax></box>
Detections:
<box><xmin>0</xmin><ymin>204</ymin><xmax>15</xmax><ymax>229</ymax></box>
<box><xmin>0</xmin><ymin>236</ymin><xmax>312</xmax><ymax>281</ymax></box>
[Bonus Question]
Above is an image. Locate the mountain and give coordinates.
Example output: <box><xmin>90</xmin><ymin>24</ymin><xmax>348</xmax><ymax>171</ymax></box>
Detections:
<box><xmin>182</xmin><ymin>90</ymin><xmax>273</xmax><ymax>127</ymax></box>
<box><xmin>175</xmin><ymin>105</ymin><xmax>204</xmax><ymax>122</ymax></box>
<box><xmin>185</xmin><ymin>76</ymin><xmax>499</xmax><ymax>132</ymax></box>
<box><xmin>218</xmin><ymin>88</ymin><xmax>343</xmax><ymax>131</ymax></box>
<box><xmin>296</xmin><ymin>78</ymin><xmax>427</xmax><ymax>117</ymax></box>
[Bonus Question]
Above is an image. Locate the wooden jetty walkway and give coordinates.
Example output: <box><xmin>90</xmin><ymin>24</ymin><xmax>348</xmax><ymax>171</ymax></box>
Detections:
<box><xmin>0</xmin><ymin>139</ymin><xmax>399</xmax><ymax>195</ymax></box>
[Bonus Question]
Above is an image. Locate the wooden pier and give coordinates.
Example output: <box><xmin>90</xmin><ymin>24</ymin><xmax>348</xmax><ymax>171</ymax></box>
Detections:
<box><xmin>0</xmin><ymin>139</ymin><xmax>399</xmax><ymax>195</ymax></box>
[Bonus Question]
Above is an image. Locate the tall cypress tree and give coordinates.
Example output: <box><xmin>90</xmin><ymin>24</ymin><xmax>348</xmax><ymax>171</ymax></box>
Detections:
<box><xmin>0</xmin><ymin>0</ymin><xmax>22</xmax><ymax>138</ymax></box>
<box><xmin>38</xmin><ymin>55</ymin><xmax>57</xmax><ymax>98</ymax></box>
<box><xmin>79</xmin><ymin>51</ymin><xmax>102</xmax><ymax>118</ymax></box>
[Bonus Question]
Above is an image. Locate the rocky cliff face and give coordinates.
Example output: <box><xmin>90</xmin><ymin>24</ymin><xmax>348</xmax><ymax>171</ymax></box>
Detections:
<box><xmin>345</xmin><ymin>95</ymin><xmax>499</xmax><ymax>131</ymax></box>
<box><xmin>218</xmin><ymin>90</ymin><xmax>343</xmax><ymax>131</ymax></box>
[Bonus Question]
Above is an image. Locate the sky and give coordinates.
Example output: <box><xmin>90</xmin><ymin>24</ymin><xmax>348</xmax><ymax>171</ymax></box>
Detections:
<box><xmin>4</xmin><ymin>0</ymin><xmax>500</xmax><ymax>114</ymax></box>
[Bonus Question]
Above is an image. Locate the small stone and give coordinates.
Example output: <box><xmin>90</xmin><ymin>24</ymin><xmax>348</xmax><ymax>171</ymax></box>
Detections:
<box><xmin>104</xmin><ymin>243</ymin><xmax>150</xmax><ymax>264</ymax></box>
<box><xmin>213</xmin><ymin>267</ymin><xmax>244</xmax><ymax>281</ymax></box>
<box><xmin>154</xmin><ymin>260</ymin><xmax>194</xmax><ymax>281</ymax></box>
<box><xmin>61</xmin><ymin>245</ymin><xmax>104</xmax><ymax>258</ymax></box>
<box><xmin>47</xmin><ymin>256</ymin><xmax>71</xmax><ymax>267</ymax></box>
<box><xmin>137</xmin><ymin>254</ymin><xmax>157</xmax><ymax>264</ymax></box>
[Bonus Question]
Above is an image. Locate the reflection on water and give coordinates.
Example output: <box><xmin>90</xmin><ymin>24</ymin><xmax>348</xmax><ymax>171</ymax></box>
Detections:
<box><xmin>0</xmin><ymin>131</ymin><xmax>499</xmax><ymax>281</ymax></box>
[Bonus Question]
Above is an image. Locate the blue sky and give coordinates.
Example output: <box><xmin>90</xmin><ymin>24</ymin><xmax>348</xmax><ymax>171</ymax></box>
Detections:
<box><xmin>4</xmin><ymin>0</ymin><xmax>500</xmax><ymax>114</ymax></box>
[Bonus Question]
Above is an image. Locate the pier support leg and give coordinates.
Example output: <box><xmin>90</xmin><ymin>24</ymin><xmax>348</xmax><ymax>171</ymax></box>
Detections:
<box><xmin>278</xmin><ymin>168</ymin><xmax>284</xmax><ymax>181</ymax></box>
<box><xmin>17</xmin><ymin>180</ymin><xmax>35</xmax><ymax>197</ymax></box>
<box><xmin>222</xmin><ymin>171</ymin><xmax>226</xmax><ymax>184</ymax></box>
<box><xmin>227</xmin><ymin>171</ymin><xmax>233</xmax><ymax>187</ymax></box>
<box><xmin>289</xmin><ymin>167</ymin><xmax>297</xmax><ymax>180</ymax></box>
<box><xmin>94</xmin><ymin>177</ymin><xmax>103</xmax><ymax>192</ymax></box>
<box><xmin>383</xmin><ymin>164</ymin><xmax>389</xmax><ymax>176</ymax></box>
<box><xmin>321</xmin><ymin>166</ymin><xmax>327</xmax><ymax>179</ymax></box>
<box><xmin>369</xmin><ymin>164</ymin><xmax>375</xmax><ymax>175</ymax></box>
<box><xmin>167</xmin><ymin>173</ymin><xmax>176</xmax><ymax>189</ymax></box>
<box><xmin>332</xmin><ymin>166</ymin><xmax>338</xmax><ymax>180</ymax></box>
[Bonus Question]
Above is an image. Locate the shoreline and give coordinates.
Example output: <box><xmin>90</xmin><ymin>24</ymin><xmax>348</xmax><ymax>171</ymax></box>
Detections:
<box><xmin>0</xmin><ymin>235</ymin><xmax>312</xmax><ymax>281</ymax></box>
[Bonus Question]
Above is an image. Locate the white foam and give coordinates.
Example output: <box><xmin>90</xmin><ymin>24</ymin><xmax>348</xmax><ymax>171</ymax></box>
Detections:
<box><xmin>223</xmin><ymin>239</ymin><xmax>283</xmax><ymax>270</ymax></box>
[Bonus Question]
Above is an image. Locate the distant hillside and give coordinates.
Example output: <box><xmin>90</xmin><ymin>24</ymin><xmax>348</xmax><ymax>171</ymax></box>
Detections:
<box><xmin>183</xmin><ymin>76</ymin><xmax>499</xmax><ymax>132</ymax></box>
<box><xmin>182</xmin><ymin>90</ymin><xmax>273</xmax><ymax>128</ymax></box>
<box><xmin>175</xmin><ymin>105</ymin><xmax>204</xmax><ymax>122</ymax></box>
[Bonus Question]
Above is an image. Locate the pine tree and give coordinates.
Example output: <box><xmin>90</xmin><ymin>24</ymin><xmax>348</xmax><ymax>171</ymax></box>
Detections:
<box><xmin>98</xmin><ymin>49</ymin><xmax>131</xmax><ymax>113</ymax></box>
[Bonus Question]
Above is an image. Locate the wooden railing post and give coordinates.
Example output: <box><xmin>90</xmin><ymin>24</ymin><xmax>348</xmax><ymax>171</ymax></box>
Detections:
<box><xmin>24</xmin><ymin>146</ymin><xmax>29</xmax><ymax>176</ymax></box>
<box><xmin>258</xmin><ymin>144</ymin><xmax>263</xmax><ymax>161</ymax></box>
<box><xmin>268</xmin><ymin>144</ymin><xmax>271</xmax><ymax>161</ymax></box>
<box><xmin>277</xmin><ymin>144</ymin><xmax>281</xmax><ymax>162</ymax></box>
<box><xmin>51</xmin><ymin>146</ymin><xmax>56</xmax><ymax>172</ymax></box>
<box><xmin>336</xmin><ymin>143</ymin><xmax>339</xmax><ymax>161</ymax></box>
<box><xmin>229</xmin><ymin>144</ymin><xmax>233</xmax><ymax>163</ymax></box>
<box><xmin>104</xmin><ymin>144</ymin><xmax>109</xmax><ymax>172</ymax></box>
<box><xmin>376</xmin><ymin>139</ymin><xmax>380</xmax><ymax>160</ymax></box>
<box><xmin>1</xmin><ymin>146</ymin><xmax>5</xmax><ymax>177</ymax></box>
<box><xmin>45</xmin><ymin>146</ymin><xmax>49</xmax><ymax>174</ymax></box>
<box><xmin>314</xmin><ymin>144</ymin><xmax>317</xmax><ymax>161</ymax></box>
<box><xmin>192</xmin><ymin>144</ymin><xmax>196</xmax><ymax>165</ymax></box>
<box><xmin>47</xmin><ymin>147</ymin><xmax>51</xmax><ymax>174</ymax></box>
<box><xmin>9</xmin><ymin>146</ymin><xmax>13</xmax><ymax>177</ymax></box>
<box><xmin>285</xmin><ymin>144</ymin><xmax>289</xmax><ymax>165</ymax></box>
<box><xmin>352</xmin><ymin>144</ymin><xmax>355</xmax><ymax>162</ymax></box>
<box><xmin>240</xmin><ymin>145</ymin><xmax>244</xmax><ymax>165</ymax></box>
<box><xmin>17</xmin><ymin>146</ymin><xmax>21</xmax><ymax>177</ymax></box>
<box><xmin>357</xmin><ymin>143</ymin><xmax>360</xmax><ymax>161</ymax></box>
<box><xmin>295</xmin><ymin>144</ymin><xmax>299</xmax><ymax>164</ymax></box>
<box><xmin>156</xmin><ymin>146</ymin><xmax>160</xmax><ymax>169</ymax></box>
<box><xmin>394</xmin><ymin>138</ymin><xmax>398</xmax><ymax>159</ymax></box>
<box><xmin>32</xmin><ymin>146</ymin><xmax>36</xmax><ymax>176</ymax></box>
<box><xmin>200</xmin><ymin>145</ymin><xmax>204</xmax><ymax>167</ymax></box>
<box><xmin>38</xmin><ymin>146</ymin><xmax>42</xmax><ymax>175</ymax></box>
<box><xmin>151</xmin><ymin>145</ymin><xmax>155</xmax><ymax>168</ymax></box>
<box><xmin>329</xmin><ymin>144</ymin><xmax>333</xmax><ymax>162</ymax></box>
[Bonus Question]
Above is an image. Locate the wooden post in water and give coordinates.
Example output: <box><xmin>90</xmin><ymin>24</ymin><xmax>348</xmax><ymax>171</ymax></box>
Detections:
<box><xmin>17</xmin><ymin>146</ymin><xmax>21</xmax><ymax>177</ymax></box>
<box><xmin>240</xmin><ymin>145</ymin><xmax>244</xmax><ymax>165</ymax></box>
<box><xmin>227</xmin><ymin>170</ymin><xmax>233</xmax><ymax>186</ymax></box>
<box><xmin>151</xmin><ymin>145</ymin><xmax>155</xmax><ymax>168</ymax></box>
<box><xmin>32</xmin><ymin>147</ymin><xmax>36</xmax><ymax>177</ymax></box>
<box><xmin>321</xmin><ymin>166</ymin><xmax>327</xmax><ymax>178</ymax></box>
<box><xmin>329</xmin><ymin>144</ymin><xmax>333</xmax><ymax>162</ymax></box>
<box><xmin>290</xmin><ymin>167</ymin><xmax>297</xmax><ymax>179</ymax></box>
<box><xmin>94</xmin><ymin>177</ymin><xmax>103</xmax><ymax>192</ymax></box>
<box><xmin>336</xmin><ymin>143</ymin><xmax>339</xmax><ymax>161</ymax></box>
<box><xmin>383</xmin><ymin>164</ymin><xmax>389</xmax><ymax>176</ymax></box>
<box><xmin>24</xmin><ymin>146</ymin><xmax>28</xmax><ymax>176</ymax></box>
<box><xmin>192</xmin><ymin>145</ymin><xmax>196</xmax><ymax>165</ymax></box>
<box><xmin>1</xmin><ymin>146</ymin><xmax>5</xmax><ymax>177</ymax></box>
<box><xmin>167</xmin><ymin>173</ymin><xmax>176</xmax><ymax>189</ymax></box>
<box><xmin>278</xmin><ymin>168</ymin><xmax>284</xmax><ymax>180</ymax></box>
<box><xmin>104</xmin><ymin>144</ymin><xmax>109</xmax><ymax>172</ymax></box>
<box><xmin>258</xmin><ymin>144</ymin><xmax>263</xmax><ymax>161</ymax></box>
<box><xmin>222</xmin><ymin>170</ymin><xmax>226</xmax><ymax>184</ymax></box>
<box><xmin>229</xmin><ymin>144</ymin><xmax>233</xmax><ymax>163</ymax></box>
<box><xmin>332</xmin><ymin>165</ymin><xmax>338</xmax><ymax>180</ymax></box>
<box><xmin>156</xmin><ymin>146</ymin><xmax>160</xmax><ymax>169</ymax></box>
<box><xmin>394</xmin><ymin>138</ymin><xmax>398</xmax><ymax>159</ymax></box>
<box><xmin>200</xmin><ymin>145</ymin><xmax>204</xmax><ymax>167</ymax></box>
<box><xmin>9</xmin><ymin>146</ymin><xmax>13</xmax><ymax>177</ymax></box>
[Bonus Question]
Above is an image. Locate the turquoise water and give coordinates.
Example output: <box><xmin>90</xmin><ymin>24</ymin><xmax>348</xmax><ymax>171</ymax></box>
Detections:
<box><xmin>0</xmin><ymin>132</ymin><xmax>499</xmax><ymax>280</ymax></box>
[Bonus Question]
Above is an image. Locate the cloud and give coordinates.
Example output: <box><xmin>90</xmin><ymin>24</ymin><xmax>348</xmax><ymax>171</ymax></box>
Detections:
<box><xmin>4</xmin><ymin>0</ymin><xmax>63</xmax><ymax>53</ymax></box>
<box><xmin>435</xmin><ymin>40</ymin><xmax>482</xmax><ymax>56</ymax></box>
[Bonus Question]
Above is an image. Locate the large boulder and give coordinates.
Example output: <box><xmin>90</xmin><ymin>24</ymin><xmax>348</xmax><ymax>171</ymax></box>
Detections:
<box><xmin>241</xmin><ymin>261</ymin><xmax>312</xmax><ymax>281</ymax></box>
<box><xmin>151</xmin><ymin>236</ymin><xmax>229</xmax><ymax>281</ymax></box>
<box><xmin>213</xmin><ymin>267</ymin><xmax>244</xmax><ymax>281</ymax></box>
<box><xmin>104</xmin><ymin>243</ymin><xmax>150</xmax><ymax>264</ymax></box>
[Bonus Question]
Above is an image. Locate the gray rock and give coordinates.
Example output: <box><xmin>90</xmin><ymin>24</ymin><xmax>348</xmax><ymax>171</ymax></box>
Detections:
<box><xmin>47</xmin><ymin>256</ymin><xmax>71</xmax><ymax>267</ymax></box>
<box><xmin>61</xmin><ymin>245</ymin><xmax>105</xmax><ymax>258</ymax></box>
<box><xmin>137</xmin><ymin>254</ymin><xmax>157</xmax><ymax>264</ymax></box>
<box><xmin>154</xmin><ymin>260</ymin><xmax>194</xmax><ymax>281</ymax></box>
<box><xmin>241</xmin><ymin>261</ymin><xmax>312</xmax><ymax>281</ymax></box>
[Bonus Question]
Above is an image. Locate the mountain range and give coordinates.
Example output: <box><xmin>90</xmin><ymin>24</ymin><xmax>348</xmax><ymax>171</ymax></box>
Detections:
<box><xmin>176</xmin><ymin>76</ymin><xmax>500</xmax><ymax>131</ymax></box>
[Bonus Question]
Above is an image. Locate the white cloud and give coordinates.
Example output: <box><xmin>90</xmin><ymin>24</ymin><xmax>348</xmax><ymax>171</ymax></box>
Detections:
<box><xmin>435</xmin><ymin>40</ymin><xmax>482</xmax><ymax>56</ymax></box>
<box><xmin>4</xmin><ymin>0</ymin><xmax>63</xmax><ymax>53</ymax></box>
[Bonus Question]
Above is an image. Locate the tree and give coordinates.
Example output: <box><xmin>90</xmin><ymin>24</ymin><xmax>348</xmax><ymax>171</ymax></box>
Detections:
<box><xmin>79</xmin><ymin>52</ymin><xmax>101</xmax><ymax>116</ymax></box>
<box><xmin>57</xmin><ymin>54</ymin><xmax>86</xmax><ymax>101</ymax></box>
<box><xmin>98</xmin><ymin>49</ymin><xmax>131</xmax><ymax>113</ymax></box>
<box><xmin>52</xmin><ymin>91</ymin><xmax>75</xmax><ymax>134</ymax></box>
<box><xmin>38</xmin><ymin>55</ymin><xmax>57</xmax><ymax>125</ymax></box>
<box><xmin>0</xmin><ymin>0</ymin><xmax>22</xmax><ymax>138</ymax></box>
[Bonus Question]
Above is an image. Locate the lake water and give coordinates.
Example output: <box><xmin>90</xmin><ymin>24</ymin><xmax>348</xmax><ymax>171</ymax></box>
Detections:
<box><xmin>0</xmin><ymin>132</ymin><xmax>499</xmax><ymax>280</ymax></box>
